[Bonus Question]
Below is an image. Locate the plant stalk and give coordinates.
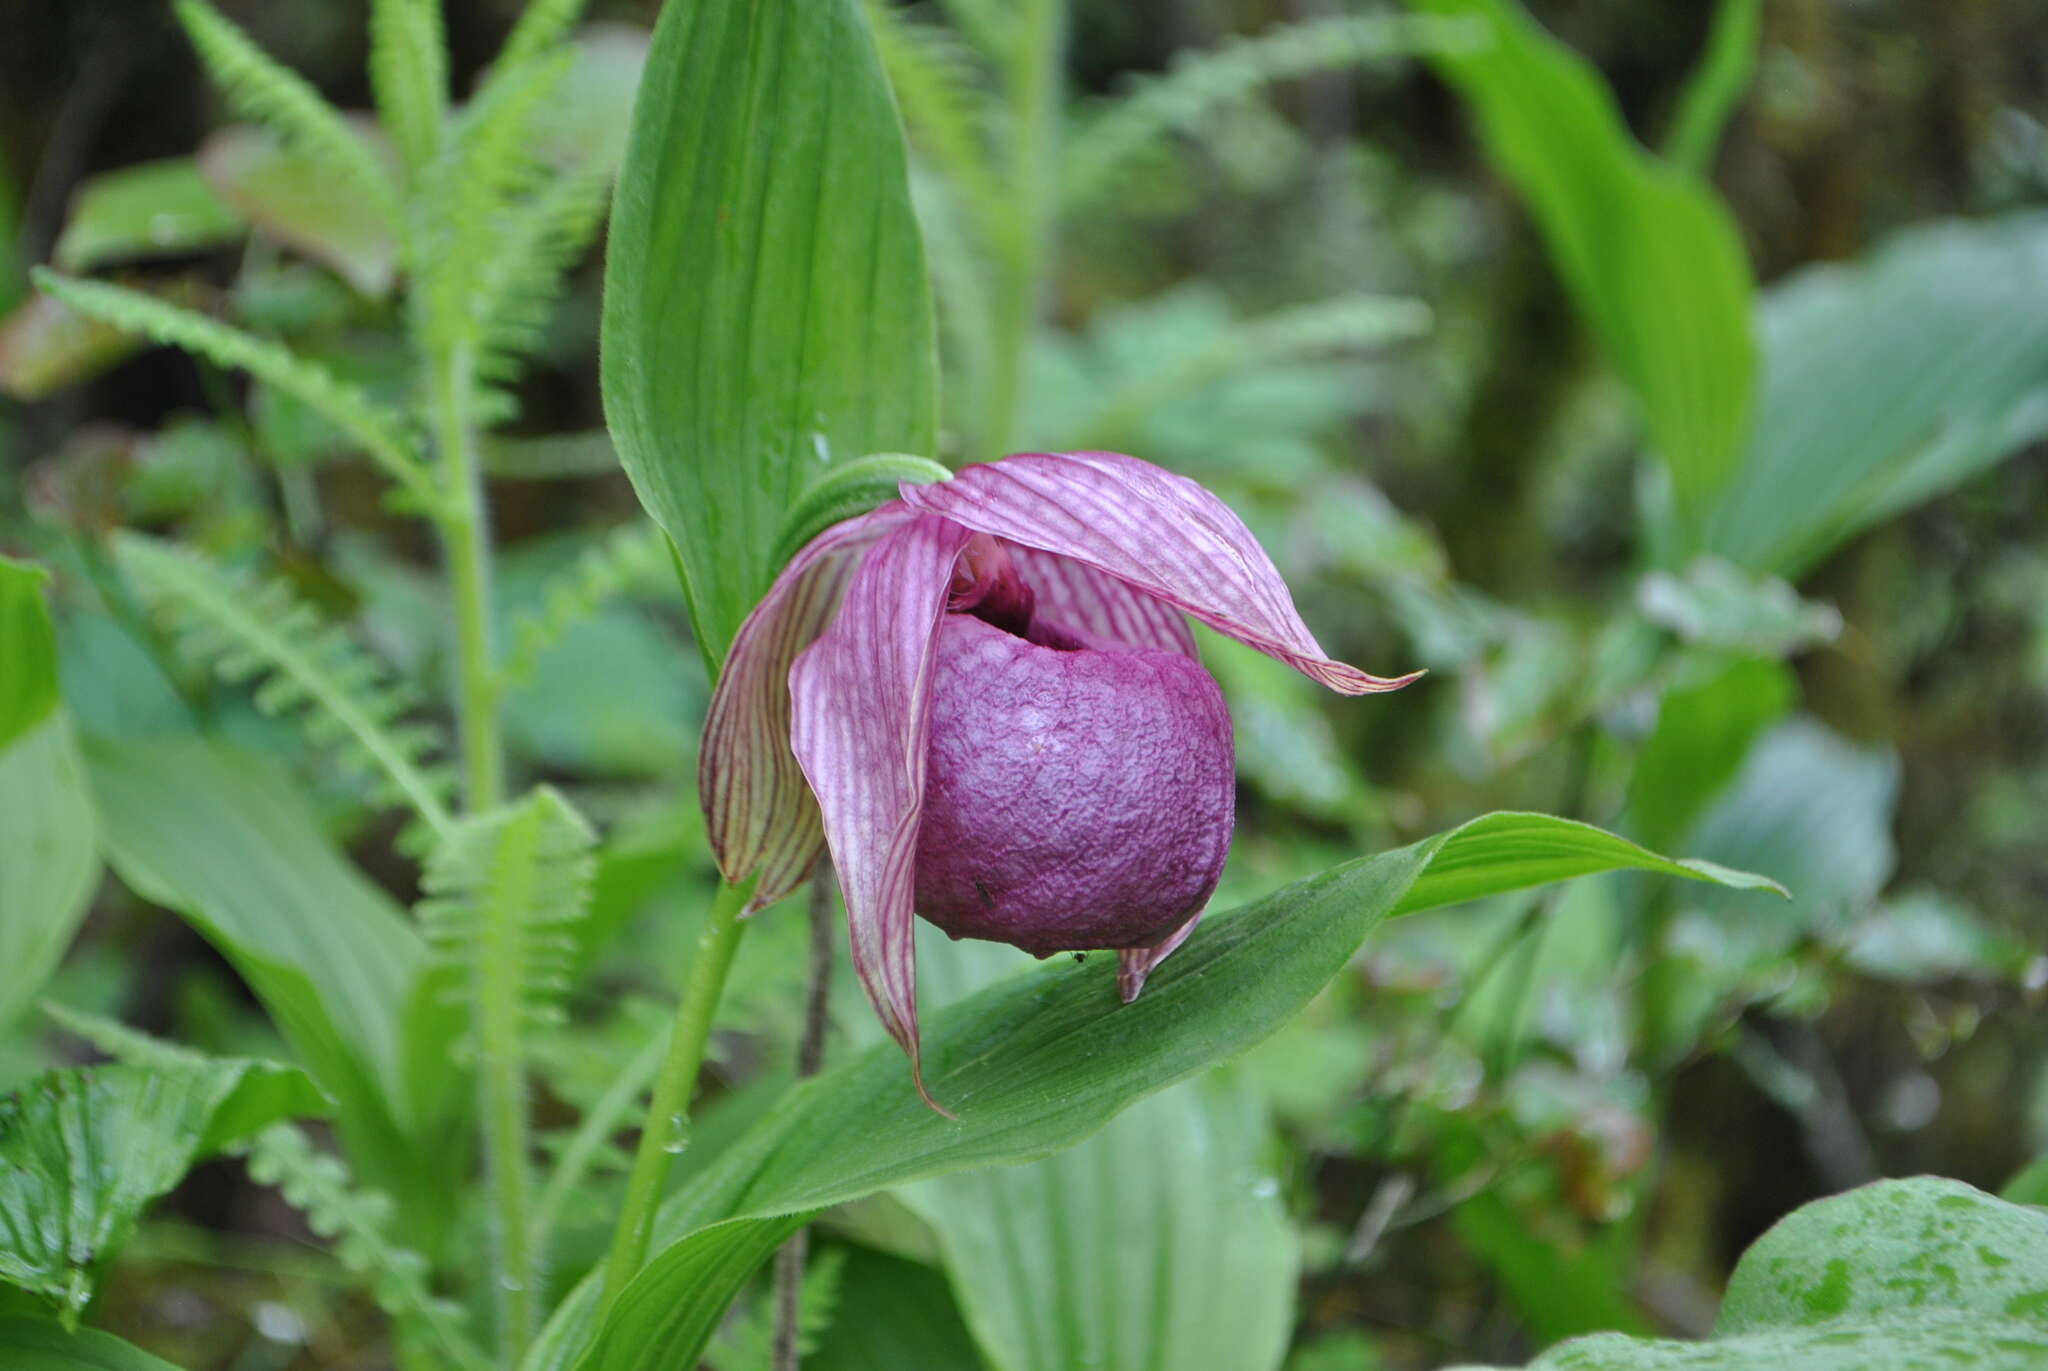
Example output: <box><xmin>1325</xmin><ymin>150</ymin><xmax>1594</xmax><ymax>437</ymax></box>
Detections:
<box><xmin>980</xmin><ymin>0</ymin><xmax>1064</xmax><ymax>456</ymax></box>
<box><xmin>598</xmin><ymin>878</ymin><xmax>754</xmax><ymax>1306</ymax></box>
<box><xmin>436</xmin><ymin>339</ymin><xmax>505</xmax><ymax>811</ymax></box>
<box><xmin>771</xmin><ymin>871</ymin><xmax>837</xmax><ymax>1370</ymax></box>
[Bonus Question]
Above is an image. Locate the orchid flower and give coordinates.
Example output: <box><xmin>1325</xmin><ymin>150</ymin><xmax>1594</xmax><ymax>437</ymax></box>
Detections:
<box><xmin>701</xmin><ymin>451</ymin><xmax>1419</xmax><ymax>1106</ymax></box>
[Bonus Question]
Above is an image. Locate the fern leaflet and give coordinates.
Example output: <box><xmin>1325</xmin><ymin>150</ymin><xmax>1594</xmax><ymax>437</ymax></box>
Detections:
<box><xmin>32</xmin><ymin>271</ymin><xmax>442</xmax><ymax>512</ymax></box>
<box><xmin>493</xmin><ymin>0</ymin><xmax>591</xmax><ymax>79</ymax></box>
<box><xmin>867</xmin><ymin>3</ymin><xmax>1007</xmax><ymax>244</ymax></box>
<box><xmin>418</xmin><ymin>786</ymin><xmax>595</xmax><ymax>1041</ymax></box>
<box><xmin>471</xmin><ymin>166</ymin><xmax>612</xmax><ymax>406</ymax></box>
<box><xmin>174</xmin><ymin>0</ymin><xmax>404</xmax><ymax>231</ymax></box>
<box><xmin>370</xmin><ymin>0</ymin><xmax>449</xmax><ymax>179</ymax></box>
<box><xmin>113</xmin><ymin>533</ymin><xmax>455</xmax><ymax>836</ymax></box>
<box><xmin>244</xmin><ymin>1124</ymin><xmax>492</xmax><ymax>1371</ymax></box>
<box><xmin>497</xmin><ymin>522</ymin><xmax>670</xmax><ymax>692</ymax></box>
<box><xmin>1061</xmin><ymin>13</ymin><xmax>1479</xmax><ymax>219</ymax></box>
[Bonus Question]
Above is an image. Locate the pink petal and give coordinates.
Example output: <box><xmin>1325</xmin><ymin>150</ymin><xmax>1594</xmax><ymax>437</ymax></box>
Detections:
<box><xmin>789</xmin><ymin>512</ymin><xmax>975</xmax><ymax>1110</ymax></box>
<box><xmin>700</xmin><ymin>503</ymin><xmax>914</xmax><ymax>913</ymax></box>
<box><xmin>1118</xmin><ymin>909</ymin><xmax>1205</xmax><ymax>1002</ymax></box>
<box><xmin>1007</xmin><ymin>544</ymin><xmax>1198</xmax><ymax>656</ymax></box>
<box><xmin>903</xmin><ymin>452</ymin><xmax>1422</xmax><ymax>694</ymax></box>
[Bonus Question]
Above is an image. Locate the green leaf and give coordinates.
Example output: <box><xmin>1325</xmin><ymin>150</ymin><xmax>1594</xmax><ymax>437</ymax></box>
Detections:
<box><xmin>80</xmin><ymin>734</ymin><xmax>466</xmax><ymax>1245</ymax></box>
<box><xmin>1717</xmin><ymin>1177</ymin><xmax>2048</xmax><ymax>1335</ymax></box>
<box><xmin>198</xmin><ymin>125</ymin><xmax>399</xmax><ymax>296</ymax></box>
<box><xmin>770</xmin><ymin>453</ymin><xmax>954</xmax><ymax>569</ymax></box>
<box><xmin>901</xmin><ymin>1074</ymin><xmax>1297</xmax><ymax>1371</ymax></box>
<box><xmin>807</xmin><ymin>1246</ymin><xmax>986</xmax><ymax>1371</ymax></box>
<box><xmin>0</xmin><ymin>1318</ymin><xmax>187</xmax><ymax>1371</ymax></box>
<box><xmin>535</xmin><ymin>814</ymin><xmax>1773</xmax><ymax>1371</ymax></box>
<box><xmin>1455</xmin><ymin>1178</ymin><xmax>2048</xmax><ymax>1369</ymax></box>
<box><xmin>1702</xmin><ymin>214</ymin><xmax>2048</xmax><ymax>576</ymax></box>
<box><xmin>0</xmin><ymin>557</ymin><xmax>59</xmax><ymax>750</ymax></box>
<box><xmin>1661</xmin><ymin>0</ymin><xmax>1760</xmax><ymax>175</ymax></box>
<box><xmin>0</xmin><ymin>1060</ymin><xmax>325</xmax><ymax>1319</ymax></box>
<box><xmin>0</xmin><ymin>292</ymin><xmax>142</xmax><ymax>401</ymax></box>
<box><xmin>1626</xmin><ymin>657</ymin><xmax>1795</xmax><ymax>852</ymax></box>
<box><xmin>0</xmin><ymin>721</ymin><xmax>99</xmax><ymax>1035</ymax></box>
<box><xmin>52</xmin><ymin>159</ymin><xmax>246</xmax><ymax>272</ymax></box>
<box><xmin>1410</xmin><ymin>0</ymin><xmax>1756</xmax><ymax>533</ymax></box>
<box><xmin>601</xmin><ymin>0</ymin><xmax>938</xmax><ymax>668</ymax></box>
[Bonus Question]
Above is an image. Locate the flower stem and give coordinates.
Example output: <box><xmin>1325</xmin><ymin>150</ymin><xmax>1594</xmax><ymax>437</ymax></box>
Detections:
<box><xmin>980</xmin><ymin>0</ymin><xmax>1064</xmax><ymax>457</ymax></box>
<box><xmin>599</xmin><ymin>878</ymin><xmax>754</xmax><ymax>1306</ymax></box>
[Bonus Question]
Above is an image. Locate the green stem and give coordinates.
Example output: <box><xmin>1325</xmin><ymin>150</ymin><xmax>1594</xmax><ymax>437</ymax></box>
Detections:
<box><xmin>981</xmin><ymin>0</ymin><xmax>1063</xmax><ymax>456</ymax></box>
<box><xmin>598</xmin><ymin>879</ymin><xmax>754</xmax><ymax>1306</ymax></box>
<box><xmin>431</xmin><ymin>337</ymin><xmax>524</xmax><ymax>1363</ymax></box>
<box><xmin>437</xmin><ymin>340</ymin><xmax>504</xmax><ymax>811</ymax></box>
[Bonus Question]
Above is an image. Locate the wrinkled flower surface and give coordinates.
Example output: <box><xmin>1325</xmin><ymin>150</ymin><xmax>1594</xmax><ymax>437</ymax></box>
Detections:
<box><xmin>700</xmin><ymin>451</ymin><xmax>1417</xmax><ymax>1102</ymax></box>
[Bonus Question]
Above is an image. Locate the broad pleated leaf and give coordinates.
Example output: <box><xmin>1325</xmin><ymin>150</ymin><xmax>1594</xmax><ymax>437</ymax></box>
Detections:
<box><xmin>602</xmin><ymin>0</ymin><xmax>937</xmax><ymax>668</ymax></box>
<box><xmin>0</xmin><ymin>1319</ymin><xmax>188</xmax><ymax>1371</ymax></box>
<box><xmin>1409</xmin><ymin>0</ymin><xmax>1756</xmax><ymax>535</ymax></box>
<box><xmin>530</xmin><ymin>813</ymin><xmax>1776</xmax><ymax>1371</ymax></box>
<box><xmin>0</xmin><ymin>723</ymin><xmax>100</xmax><ymax>1036</ymax></box>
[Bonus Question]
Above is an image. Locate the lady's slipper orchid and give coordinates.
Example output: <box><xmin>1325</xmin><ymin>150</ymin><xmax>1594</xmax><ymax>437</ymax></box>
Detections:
<box><xmin>701</xmin><ymin>451</ymin><xmax>1418</xmax><ymax>1104</ymax></box>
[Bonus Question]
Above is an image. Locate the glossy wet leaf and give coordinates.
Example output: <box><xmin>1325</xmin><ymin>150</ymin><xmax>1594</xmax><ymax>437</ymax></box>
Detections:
<box><xmin>1409</xmin><ymin>0</ymin><xmax>1755</xmax><ymax>534</ymax></box>
<box><xmin>0</xmin><ymin>1060</ymin><xmax>326</xmax><ymax>1319</ymax></box>
<box><xmin>53</xmin><ymin>159</ymin><xmax>246</xmax><ymax>272</ymax></box>
<box><xmin>0</xmin><ymin>1318</ymin><xmax>188</xmax><ymax>1371</ymax></box>
<box><xmin>602</xmin><ymin>0</ymin><xmax>937</xmax><ymax>666</ymax></box>
<box><xmin>536</xmin><ymin>814</ymin><xmax>1775</xmax><ymax>1371</ymax></box>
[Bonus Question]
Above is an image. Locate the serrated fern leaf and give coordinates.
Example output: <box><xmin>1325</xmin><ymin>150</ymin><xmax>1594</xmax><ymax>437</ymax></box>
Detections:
<box><xmin>867</xmin><ymin>3</ymin><xmax>1006</xmax><ymax>241</ymax></box>
<box><xmin>31</xmin><ymin>271</ymin><xmax>442</xmax><ymax>512</ymax></box>
<box><xmin>1061</xmin><ymin>13</ymin><xmax>1478</xmax><ymax>220</ymax></box>
<box><xmin>243</xmin><ymin>1124</ymin><xmax>491</xmax><ymax>1371</ymax></box>
<box><xmin>370</xmin><ymin>0</ymin><xmax>449</xmax><ymax>178</ymax></box>
<box><xmin>113</xmin><ymin>533</ymin><xmax>455</xmax><ymax>835</ymax></box>
<box><xmin>412</xmin><ymin>46</ymin><xmax>572</xmax><ymax>397</ymax></box>
<box><xmin>704</xmin><ymin>1246</ymin><xmax>847</xmax><ymax>1371</ymax></box>
<box><xmin>497</xmin><ymin>522</ymin><xmax>669</xmax><ymax>692</ymax></box>
<box><xmin>418</xmin><ymin>787</ymin><xmax>595</xmax><ymax>1040</ymax></box>
<box><xmin>174</xmin><ymin>0</ymin><xmax>403</xmax><ymax>231</ymax></box>
<box><xmin>493</xmin><ymin>0</ymin><xmax>591</xmax><ymax>77</ymax></box>
<box><xmin>472</xmin><ymin>166</ymin><xmax>611</xmax><ymax>406</ymax></box>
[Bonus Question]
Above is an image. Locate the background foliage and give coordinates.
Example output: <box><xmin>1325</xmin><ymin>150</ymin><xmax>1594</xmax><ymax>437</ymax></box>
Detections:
<box><xmin>1</xmin><ymin>0</ymin><xmax>2045</xmax><ymax>1368</ymax></box>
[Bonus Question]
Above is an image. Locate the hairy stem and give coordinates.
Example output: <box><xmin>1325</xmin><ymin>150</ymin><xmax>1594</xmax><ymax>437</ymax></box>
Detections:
<box><xmin>980</xmin><ymin>0</ymin><xmax>1063</xmax><ymax>456</ymax></box>
<box><xmin>599</xmin><ymin>878</ymin><xmax>753</xmax><ymax>1306</ymax></box>
<box><xmin>432</xmin><ymin>335</ymin><xmax>524</xmax><ymax>1364</ymax></box>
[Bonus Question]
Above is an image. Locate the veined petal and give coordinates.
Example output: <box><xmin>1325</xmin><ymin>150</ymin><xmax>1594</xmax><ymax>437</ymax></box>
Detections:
<box><xmin>700</xmin><ymin>502</ymin><xmax>914</xmax><ymax>913</ymax></box>
<box><xmin>1117</xmin><ymin>912</ymin><xmax>1203</xmax><ymax>1003</ymax></box>
<box><xmin>1008</xmin><ymin>544</ymin><xmax>1198</xmax><ymax>656</ymax></box>
<box><xmin>789</xmin><ymin>512</ymin><xmax>974</xmax><ymax>1108</ymax></box>
<box><xmin>903</xmin><ymin>452</ymin><xmax>1421</xmax><ymax>693</ymax></box>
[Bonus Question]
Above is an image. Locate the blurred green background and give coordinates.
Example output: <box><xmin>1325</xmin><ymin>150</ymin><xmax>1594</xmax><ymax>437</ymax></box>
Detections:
<box><xmin>3</xmin><ymin>1</ymin><xmax>2046</xmax><ymax>1368</ymax></box>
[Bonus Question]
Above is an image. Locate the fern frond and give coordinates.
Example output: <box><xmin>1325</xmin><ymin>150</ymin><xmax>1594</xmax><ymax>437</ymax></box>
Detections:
<box><xmin>41</xmin><ymin>1002</ymin><xmax>213</xmax><ymax>1072</ymax></box>
<box><xmin>411</xmin><ymin>48</ymin><xmax>572</xmax><ymax>377</ymax></box>
<box><xmin>471</xmin><ymin>167</ymin><xmax>611</xmax><ymax>406</ymax></box>
<box><xmin>494</xmin><ymin>0</ymin><xmax>591</xmax><ymax>76</ymax></box>
<box><xmin>867</xmin><ymin>3</ymin><xmax>1006</xmax><ymax>241</ymax></box>
<box><xmin>173</xmin><ymin>0</ymin><xmax>403</xmax><ymax>230</ymax></box>
<box><xmin>704</xmin><ymin>1246</ymin><xmax>847</xmax><ymax>1371</ymax></box>
<box><xmin>910</xmin><ymin>163</ymin><xmax>998</xmax><ymax>429</ymax></box>
<box><xmin>370</xmin><ymin>0</ymin><xmax>449</xmax><ymax>179</ymax></box>
<box><xmin>497</xmin><ymin>522</ymin><xmax>668</xmax><ymax>693</ymax></box>
<box><xmin>418</xmin><ymin>787</ymin><xmax>596</xmax><ymax>1039</ymax></box>
<box><xmin>243</xmin><ymin>1124</ymin><xmax>492</xmax><ymax>1371</ymax></box>
<box><xmin>1061</xmin><ymin>13</ymin><xmax>1477</xmax><ymax>220</ymax></box>
<box><xmin>1082</xmin><ymin>293</ymin><xmax>1433</xmax><ymax>448</ymax></box>
<box><xmin>31</xmin><ymin>271</ymin><xmax>442</xmax><ymax>513</ymax></box>
<box><xmin>113</xmin><ymin>533</ymin><xmax>455</xmax><ymax>836</ymax></box>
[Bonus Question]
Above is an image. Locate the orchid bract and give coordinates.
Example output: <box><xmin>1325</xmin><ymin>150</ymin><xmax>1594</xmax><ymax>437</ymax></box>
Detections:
<box><xmin>702</xmin><ymin>451</ymin><xmax>1420</xmax><ymax>1101</ymax></box>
